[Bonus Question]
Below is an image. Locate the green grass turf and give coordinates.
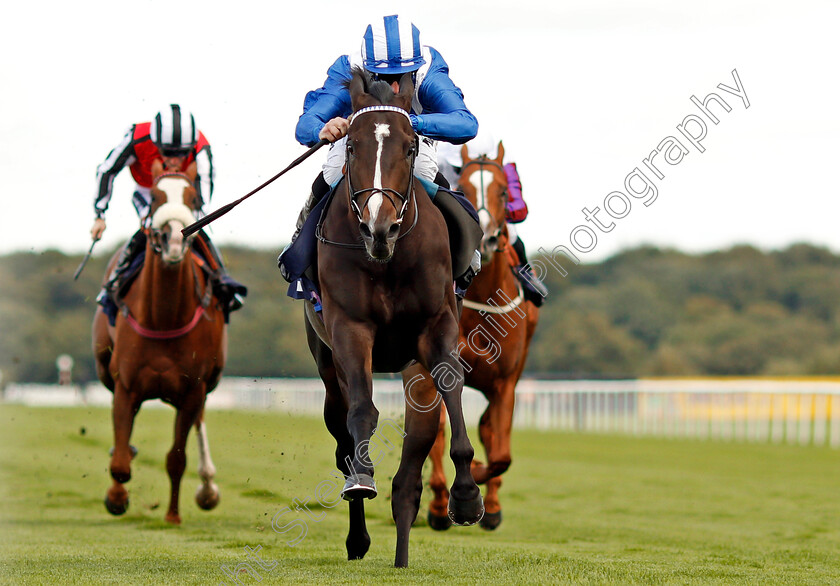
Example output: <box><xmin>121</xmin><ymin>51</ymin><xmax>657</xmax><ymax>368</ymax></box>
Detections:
<box><xmin>1</xmin><ymin>403</ymin><xmax>839</xmax><ymax>584</ymax></box>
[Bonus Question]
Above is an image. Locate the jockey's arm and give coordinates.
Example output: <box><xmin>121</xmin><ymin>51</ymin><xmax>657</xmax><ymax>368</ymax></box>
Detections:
<box><xmin>92</xmin><ymin>125</ymin><xmax>137</xmax><ymax>234</ymax></box>
<box><xmin>296</xmin><ymin>56</ymin><xmax>354</xmax><ymax>147</ymax></box>
<box><xmin>194</xmin><ymin>138</ymin><xmax>214</xmax><ymax>207</ymax></box>
<box><xmin>412</xmin><ymin>50</ymin><xmax>478</xmax><ymax>144</ymax></box>
<box><xmin>91</xmin><ymin>217</ymin><xmax>106</xmax><ymax>241</ymax></box>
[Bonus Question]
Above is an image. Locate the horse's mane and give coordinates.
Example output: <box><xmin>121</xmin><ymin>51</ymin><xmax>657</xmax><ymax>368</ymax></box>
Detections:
<box><xmin>344</xmin><ymin>66</ymin><xmax>396</xmax><ymax>105</ymax></box>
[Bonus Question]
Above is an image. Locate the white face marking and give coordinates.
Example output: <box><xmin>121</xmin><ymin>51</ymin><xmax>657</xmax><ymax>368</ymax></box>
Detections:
<box><xmin>470</xmin><ymin>170</ymin><xmax>494</xmax><ymax>231</ymax></box>
<box><xmin>367</xmin><ymin>123</ymin><xmax>391</xmax><ymax>220</ymax></box>
<box><xmin>156</xmin><ymin>176</ymin><xmax>190</xmax><ymax>204</ymax></box>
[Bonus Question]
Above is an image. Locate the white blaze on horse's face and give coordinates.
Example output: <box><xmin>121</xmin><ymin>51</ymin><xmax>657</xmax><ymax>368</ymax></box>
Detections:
<box><xmin>151</xmin><ymin>176</ymin><xmax>196</xmax><ymax>264</ymax></box>
<box><xmin>366</xmin><ymin>123</ymin><xmax>391</xmax><ymax>222</ymax></box>
<box><xmin>471</xmin><ymin>170</ymin><xmax>495</xmax><ymax>232</ymax></box>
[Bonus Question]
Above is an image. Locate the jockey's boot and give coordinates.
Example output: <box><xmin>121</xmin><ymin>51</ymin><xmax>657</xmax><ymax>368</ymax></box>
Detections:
<box><xmin>279</xmin><ymin>173</ymin><xmax>331</xmax><ymax>282</ymax></box>
<box><xmin>433</xmin><ymin>171</ymin><xmax>451</xmax><ymax>190</ymax></box>
<box><xmin>96</xmin><ymin>229</ymin><xmax>147</xmax><ymax>306</ymax></box>
<box><xmin>455</xmin><ymin>250</ymin><xmax>482</xmax><ymax>295</ymax></box>
<box><xmin>291</xmin><ymin>173</ymin><xmax>331</xmax><ymax>245</ymax></box>
<box><xmin>511</xmin><ymin>237</ymin><xmax>549</xmax><ymax>305</ymax></box>
<box><xmin>194</xmin><ymin>231</ymin><xmax>247</xmax><ymax>314</ymax></box>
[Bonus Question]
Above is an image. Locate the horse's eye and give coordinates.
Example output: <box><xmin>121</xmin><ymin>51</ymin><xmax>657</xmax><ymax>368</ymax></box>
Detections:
<box><xmin>407</xmin><ymin>145</ymin><xmax>415</xmax><ymax>158</ymax></box>
<box><xmin>347</xmin><ymin>142</ymin><xmax>355</xmax><ymax>155</ymax></box>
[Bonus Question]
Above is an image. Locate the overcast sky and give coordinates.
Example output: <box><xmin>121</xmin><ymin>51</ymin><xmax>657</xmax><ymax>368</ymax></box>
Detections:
<box><xmin>1</xmin><ymin>0</ymin><xmax>837</xmax><ymax>263</ymax></box>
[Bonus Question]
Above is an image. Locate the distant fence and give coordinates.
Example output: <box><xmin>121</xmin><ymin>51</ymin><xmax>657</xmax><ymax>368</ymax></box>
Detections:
<box><xmin>5</xmin><ymin>378</ymin><xmax>840</xmax><ymax>448</ymax></box>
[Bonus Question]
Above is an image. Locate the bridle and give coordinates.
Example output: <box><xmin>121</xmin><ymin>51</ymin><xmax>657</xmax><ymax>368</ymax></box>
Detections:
<box><xmin>318</xmin><ymin>105</ymin><xmax>419</xmax><ymax>248</ymax></box>
<box><xmin>116</xmin><ymin>171</ymin><xmax>213</xmax><ymax>339</ymax></box>
<box><xmin>148</xmin><ymin>172</ymin><xmax>196</xmax><ymax>255</ymax></box>
<box><xmin>460</xmin><ymin>157</ymin><xmax>508</xmax><ymax>250</ymax></box>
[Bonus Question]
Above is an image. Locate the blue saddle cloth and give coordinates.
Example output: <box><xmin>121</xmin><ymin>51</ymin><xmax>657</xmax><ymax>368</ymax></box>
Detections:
<box><xmin>278</xmin><ymin>177</ymin><xmax>482</xmax><ymax>306</ymax></box>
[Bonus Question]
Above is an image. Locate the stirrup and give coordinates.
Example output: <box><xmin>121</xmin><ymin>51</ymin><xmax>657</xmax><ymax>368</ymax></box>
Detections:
<box><xmin>455</xmin><ymin>250</ymin><xmax>482</xmax><ymax>293</ymax></box>
<box><xmin>228</xmin><ymin>293</ymin><xmax>244</xmax><ymax>312</ymax></box>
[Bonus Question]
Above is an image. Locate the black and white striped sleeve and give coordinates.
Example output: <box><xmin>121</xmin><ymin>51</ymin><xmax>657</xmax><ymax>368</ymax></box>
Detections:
<box><xmin>94</xmin><ymin>126</ymin><xmax>137</xmax><ymax>218</ymax></box>
<box><xmin>195</xmin><ymin>145</ymin><xmax>214</xmax><ymax>205</ymax></box>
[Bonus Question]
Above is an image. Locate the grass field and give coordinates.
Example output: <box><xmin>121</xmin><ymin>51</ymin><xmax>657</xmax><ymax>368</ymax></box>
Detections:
<box><xmin>1</xmin><ymin>404</ymin><xmax>840</xmax><ymax>585</ymax></box>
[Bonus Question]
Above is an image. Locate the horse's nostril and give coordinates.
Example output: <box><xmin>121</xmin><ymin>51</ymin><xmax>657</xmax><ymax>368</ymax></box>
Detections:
<box><xmin>487</xmin><ymin>236</ymin><xmax>498</xmax><ymax>248</ymax></box>
<box><xmin>359</xmin><ymin>223</ymin><xmax>373</xmax><ymax>239</ymax></box>
<box><xmin>388</xmin><ymin>223</ymin><xmax>401</xmax><ymax>237</ymax></box>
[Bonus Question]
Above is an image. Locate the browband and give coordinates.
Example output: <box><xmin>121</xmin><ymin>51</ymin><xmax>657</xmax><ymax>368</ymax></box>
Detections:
<box><xmin>349</xmin><ymin>105</ymin><xmax>411</xmax><ymax>126</ymax></box>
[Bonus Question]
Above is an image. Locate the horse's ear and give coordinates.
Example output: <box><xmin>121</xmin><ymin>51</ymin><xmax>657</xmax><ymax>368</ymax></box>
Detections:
<box><xmin>186</xmin><ymin>161</ymin><xmax>197</xmax><ymax>182</ymax></box>
<box><xmin>460</xmin><ymin>144</ymin><xmax>470</xmax><ymax>164</ymax></box>
<box><xmin>396</xmin><ymin>72</ymin><xmax>414</xmax><ymax>109</ymax></box>
<box><xmin>496</xmin><ymin>141</ymin><xmax>505</xmax><ymax>164</ymax></box>
<box><xmin>151</xmin><ymin>159</ymin><xmax>164</xmax><ymax>180</ymax></box>
<box><xmin>348</xmin><ymin>69</ymin><xmax>367</xmax><ymax>111</ymax></box>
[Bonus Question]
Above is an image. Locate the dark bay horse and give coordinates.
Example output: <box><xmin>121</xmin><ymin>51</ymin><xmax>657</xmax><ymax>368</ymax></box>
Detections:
<box><xmin>92</xmin><ymin>161</ymin><xmax>226</xmax><ymax>524</ymax></box>
<box><xmin>303</xmin><ymin>68</ymin><xmax>484</xmax><ymax>567</ymax></box>
<box><xmin>426</xmin><ymin>142</ymin><xmax>540</xmax><ymax>531</ymax></box>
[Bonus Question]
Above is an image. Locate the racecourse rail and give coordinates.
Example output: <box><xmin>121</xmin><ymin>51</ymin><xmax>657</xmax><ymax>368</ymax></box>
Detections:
<box><xmin>5</xmin><ymin>378</ymin><xmax>840</xmax><ymax>448</ymax></box>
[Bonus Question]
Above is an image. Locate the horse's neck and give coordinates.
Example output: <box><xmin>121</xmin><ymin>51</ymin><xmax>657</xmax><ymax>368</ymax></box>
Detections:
<box><xmin>468</xmin><ymin>242</ymin><xmax>516</xmax><ymax>302</ymax></box>
<box><xmin>133</xmin><ymin>246</ymin><xmax>197</xmax><ymax>326</ymax></box>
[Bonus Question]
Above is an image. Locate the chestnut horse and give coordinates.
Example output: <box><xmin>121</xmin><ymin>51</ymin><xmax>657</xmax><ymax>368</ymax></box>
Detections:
<box><xmin>92</xmin><ymin>161</ymin><xmax>226</xmax><ymax>524</ymax></box>
<box><xmin>426</xmin><ymin>142</ymin><xmax>540</xmax><ymax>531</ymax></box>
<box><xmin>303</xmin><ymin>68</ymin><xmax>483</xmax><ymax>567</ymax></box>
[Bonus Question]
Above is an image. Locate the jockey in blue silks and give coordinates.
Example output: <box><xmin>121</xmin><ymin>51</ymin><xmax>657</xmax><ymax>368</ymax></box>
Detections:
<box><xmin>279</xmin><ymin>14</ymin><xmax>482</xmax><ymax>291</ymax></box>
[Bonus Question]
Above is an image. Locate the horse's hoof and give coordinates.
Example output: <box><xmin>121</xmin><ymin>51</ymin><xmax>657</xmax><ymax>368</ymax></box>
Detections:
<box><xmin>108</xmin><ymin>445</ymin><xmax>138</xmax><ymax>458</ymax></box>
<box><xmin>340</xmin><ymin>474</ymin><xmax>377</xmax><ymax>501</ymax></box>
<box><xmin>346</xmin><ymin>534</ymin><xmax>371</xmax><ymax>560</ymax></box>
<box><xmin>448</xmin><ymin>494</ymin><xmax>484</xmax><ymax>526</ymax></box>
<box><xmin>165</xmin><ymin>513</ymin><xmax>182</xmax><ymax>525</ymax></box>
<box><xmin>104</xmin><ymin>496</ymin><xmax>129</xmax><ymax>516</ymax></box>
<box><xmin>195</xmin><ymin>482</ymin><xmax>220</xmax><ymax>510</ymax></box>
<box><xmin>427</xmin><ymin>510</ymin><xmax>453</xmax><ymax>531</ymax></box>
<box><xmin>479</xmin><ymin>510</ymin><xmax>502</xmax><ymax>530</ymax></box>
<box><xmin>110</xmin><ymin>469</ymin><xmax>131</xmax><ymax>484</ymax></box>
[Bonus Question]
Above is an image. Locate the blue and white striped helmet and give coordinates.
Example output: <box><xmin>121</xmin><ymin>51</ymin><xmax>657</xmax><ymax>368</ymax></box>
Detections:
<box><xmin>361</xmin><ymin>15</ymin><xmax>425</xmax><ymax>75</ymax></box>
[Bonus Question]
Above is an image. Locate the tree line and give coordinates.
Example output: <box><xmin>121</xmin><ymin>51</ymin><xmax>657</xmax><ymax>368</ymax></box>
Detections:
<box><xmin>1</xmin><ymin>243</ymin><xmax>838</xmax><ymax>385</ymax></box>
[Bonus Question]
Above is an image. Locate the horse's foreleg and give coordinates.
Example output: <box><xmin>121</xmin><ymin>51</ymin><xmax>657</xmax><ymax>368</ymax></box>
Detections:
<box><xmin>480</xmin><ymin>476</ymin><xmax>504</xmax><ymax>530</ymax></box>
<box><xmin>329</xmin><ymin>326</ymin><xmax>378</xmax><ymax>500</ymax></box>
<box><xmin>165</xmin><ymin>390</ymin><xmax>204</xmax><ymax>525</ymax></box>
<box><xmin>472</xmin><ymin>384</ymin><xmax>514</xmax><ymax>484</ymax></box>
<box><xmin>473</xmin><ymin>380</ymin><xmax>516</xmax><ymax>531</ymax></box>
<box><xmin>418</xmin><ymin>317</ymin><xmax>483</xmax><ymax>527</ymax></box>
<box><xmin>194</xmin><ymin>404</ymin><xmax>220</xmax><ymax>511</ymax></box>
<box><xmin>390</xmin><ymin>365</ymin><xmax>442</xmax><ymax>567</ymax></box>
<box><xmin>307</xmin><ymin>318</ymin><xmax>370</xmax><ymax>561</ymax></box>
<box><xmin>326</xmin><ymin>383</ymin><xmax>371</xmax><ymax>560</ymax></box>
<box><xmin>427</xmin><ymin>397</ymin><xmax>452</xmax><ymax>531</ymax></box>
<box><xmin>92</xmin><ymin>309</ymin><xmax>114</xmax><ymax>391</ymax></box>
<box><xmin>105</xmin><ymin>382</ymin><xmax>138</xmax><ymax>516</ymax></box>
